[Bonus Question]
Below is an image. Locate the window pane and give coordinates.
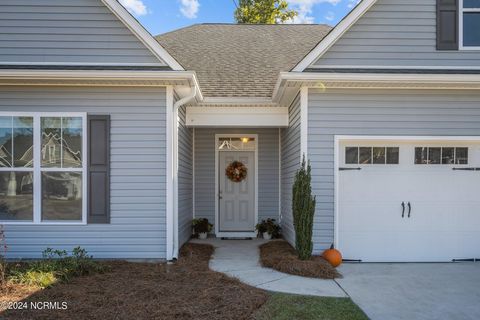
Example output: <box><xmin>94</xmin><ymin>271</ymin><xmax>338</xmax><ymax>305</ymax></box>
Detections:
<box><xmin>464</xmin><ymin>0</ymin><xmax>480</xmax><ymax>8</ymax></box>
<box><xmin>456</xmin><ymin>148</ymin><xmax>469</xmax><ymax>164</ymax></box>
<box><xmin>42</xmin><ymin>172</ymin><xmax>82</xmax><ymax>221</ymax></box>
<box><xmin>41</xmin><ymin>117</ymin><xmax>62</xmax><ymax>167</ymax></box>
<box><xmin>62</xmin><ymin>117</ymin><xmax>82</xmax><ymax>168</ymax></box>
<box><xmin>0</xmin><ymin>117</ymin><xmax>12</xmax><ymax>168</ymax></box>
<box><xmin>345</xmin><ymin>147</ymin><xmax>358</xmax><ymax>164</ymax></box>
<box><xmin>359</xmin><ymin>147</ymin><xmax>372</xmax><ymax>164</ymax></box>
<box><xmin>372</xmin><ymin>147</ymin><xmax>386</xmax><ymax>164</ymax></box>
<box><xmin>464</xmin><ymin>13</ymin><xmax>480</xmax><ymax>47</ymax></box>
<box><xmin>428</xmin><ymin>148</ymin><xmax>441</xmax><ymax>164</ymax></box>
<box><xmin>442</xmin><ymin>147</ymin><xmax>455</xmax><ymax>164</ymax></box>
<box><xmin>386</xmin><ymin>147</ymin><xmax>400</xmax><ymax>164</ymax></box>
<box><xmin>13</xmin><ymin>117</ymin><xmax>33</xmax><ymax>168</ymax></box>
<box><xmin>415</xmin><ymin>147</ymin><xmax>428</xmax><ymax>164</ymax></box>
<box><xmin>0</xmin><ymin>172</ymin><xmax>33</xmax><ymax>221</ymax></box>
<box><xmin>218</xmin><ymin>137</ymin><xmax>255</xmax><ymax>150</ymax></box>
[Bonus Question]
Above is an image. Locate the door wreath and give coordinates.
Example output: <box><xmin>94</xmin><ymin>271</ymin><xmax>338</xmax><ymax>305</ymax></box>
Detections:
<box><xmin>225</xmin><ymin>161</ymin><xmax>248</xmax><ymax>182</ymax></box>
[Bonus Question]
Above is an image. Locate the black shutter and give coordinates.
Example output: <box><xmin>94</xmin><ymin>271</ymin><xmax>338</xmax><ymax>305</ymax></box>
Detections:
<box><xmin>87</xmin><ymin>115</ymin><xmax>110</xmax><ymax>224</ymax></box>
<box><xmin>437</xmin><ymin>0</ymin><xmax>459</xmax><ymax>50</ymax></box>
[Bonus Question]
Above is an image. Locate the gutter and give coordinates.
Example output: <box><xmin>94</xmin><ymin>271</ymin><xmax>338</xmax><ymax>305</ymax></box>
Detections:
<box><xmin>169</xmin><ymin>85</ymin><xmax>200</xmax><ymax>260</ymax></box>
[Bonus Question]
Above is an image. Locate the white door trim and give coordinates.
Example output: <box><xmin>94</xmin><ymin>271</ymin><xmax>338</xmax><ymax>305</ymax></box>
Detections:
<box><xmin>334</xmin><ymin>135</ymin><xmax>480</xmax><ymax>252</ymax></box>
<box><xmin>215</xmin><ymin>134</ymin><xmax>259</xmax><ymax>238</ymax></box>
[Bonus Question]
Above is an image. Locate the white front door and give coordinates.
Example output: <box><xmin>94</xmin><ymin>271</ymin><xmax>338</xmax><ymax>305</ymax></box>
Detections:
<box><xmin>338</xmin><ymin>139</ymin><xmax>480</xmax><ymax>262</ymax></box>
<box><xmin>218</xmin><ymin>151</ymin><xmax>256</xmax><ymax>233</ymax></box>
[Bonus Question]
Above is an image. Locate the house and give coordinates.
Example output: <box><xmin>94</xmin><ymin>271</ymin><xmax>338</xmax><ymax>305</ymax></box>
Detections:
<box><xmin>0</xmin><ymin>0</ymin><xmax>479</xmax><ymax>263</ymax></box>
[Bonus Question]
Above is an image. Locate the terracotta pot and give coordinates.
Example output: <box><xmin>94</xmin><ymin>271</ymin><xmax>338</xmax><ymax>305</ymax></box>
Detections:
<box><xmin>198</xmin><ymin>232</ymin><xmax>208</xmax><ymax>240</ymax></box>
<box><xmin>263</xmin><ymin>232</ymin><xmax>272</xmax><ymax>240</ymax></box>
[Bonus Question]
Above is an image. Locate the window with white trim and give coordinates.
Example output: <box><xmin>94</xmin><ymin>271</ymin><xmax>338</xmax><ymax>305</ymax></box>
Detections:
<box><xmin>460</xmin><ymin>0</ymin><xmax>480</xmax><ymax>48</ymax></box>
<box><xmin>414</xmin><ymin>147</ymin><xmax>468</xmax><ymax>165</ymax></box>
<box><xmin>0</xmin><ymin>114</ymin><xmax>86</xmax><ymax>224</ymax></box>
<box><xmin>345</xmin><ymin>147</ymin><xmax>400</xmax><ymax>165</ymax></box>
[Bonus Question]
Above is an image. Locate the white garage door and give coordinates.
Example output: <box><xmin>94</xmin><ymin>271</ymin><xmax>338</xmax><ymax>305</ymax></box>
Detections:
<box><xmin>338</xmin><ymin>138</ymin><xmax>480</xmax><ymax>262</ymax></box>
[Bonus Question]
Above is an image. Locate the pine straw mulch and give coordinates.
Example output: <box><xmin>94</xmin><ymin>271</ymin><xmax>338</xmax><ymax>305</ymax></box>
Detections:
<box><xmin>1</xmin><ymin>243</ymin><xmax>268</xmax><ymax>320</ymax></box>
<box><xmin>259</xmin><ymin>240</ymin><xmax>341</xmax><ymax>279</ymax></box>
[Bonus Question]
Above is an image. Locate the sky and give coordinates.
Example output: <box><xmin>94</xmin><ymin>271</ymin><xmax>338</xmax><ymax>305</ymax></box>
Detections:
<box><xmin>119</xmin><ymin>0</ymin><xmax>361</xmax><ymax>36</ymax></box>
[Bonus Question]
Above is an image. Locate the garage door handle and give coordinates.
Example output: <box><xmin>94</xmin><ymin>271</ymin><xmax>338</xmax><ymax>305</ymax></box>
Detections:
<box><xmin>401</xmin><ymin>202</ymin><xmax>405</xmax><ymax>218</ymax></box>
<box><xmin>452</xmin><ymin>167</ymin><xmax>480</xmax><ymax>171</ymax></box>
<box><xmin>408</xmin><ymin>202</ymin><xmax>412</xmax><ymax>218</ymax></box>
<box><xmin>339</xmin><ymin>167</ymin><xmax>362</xmax><ymax>171</ymax></box>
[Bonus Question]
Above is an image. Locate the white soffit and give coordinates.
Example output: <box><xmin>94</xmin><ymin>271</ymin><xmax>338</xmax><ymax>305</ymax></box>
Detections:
<box><xmin>186</xmin><ymin>107</ymin><xmax>289</xmax><ymax>127</ymax></box>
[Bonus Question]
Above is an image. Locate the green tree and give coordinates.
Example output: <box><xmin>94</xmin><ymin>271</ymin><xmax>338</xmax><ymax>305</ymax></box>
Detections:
<box><xmin>292</xmin><ymin>155</ymin><xmax>316</xmax><ymax>260</ymax></box>
<box><xmin>234</xmin><ymin>0</ymin><xmax>298</xmax><ymax>24</ymax></box>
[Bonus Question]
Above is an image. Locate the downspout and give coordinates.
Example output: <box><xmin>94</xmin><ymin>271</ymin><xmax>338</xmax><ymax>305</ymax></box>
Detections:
<box><xmin>171</xmin><ymin>85</ymin><xmax>198</xmax><ymax>260</ymax></box>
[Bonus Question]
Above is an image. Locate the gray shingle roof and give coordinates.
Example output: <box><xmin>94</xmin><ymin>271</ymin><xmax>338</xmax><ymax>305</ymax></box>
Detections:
<box><xmin>156</xmin><ymin>24</ymin><xmax>331</xmax><ymax>98</ymax></box>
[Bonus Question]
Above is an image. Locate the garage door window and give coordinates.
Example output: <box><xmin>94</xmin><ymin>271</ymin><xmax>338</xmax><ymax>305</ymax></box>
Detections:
<box><xmin>346</xmin><ymin>147</ymin><xmax>399</xmax><ymax>165</ymax></box>
<box><xmin>415</xmin><ymin>147</ymin><xmax>468</xmax><ymax>165</ymax></box>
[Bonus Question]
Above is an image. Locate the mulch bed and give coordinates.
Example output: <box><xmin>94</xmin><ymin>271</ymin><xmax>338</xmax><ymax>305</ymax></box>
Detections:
<box><xmin>2</xmin><ymin>243</ymin><xmax>268</xmax><ymax>320</ymax></box>
<box><xmin>259</xmin><ymin>240</ymin><xmax>341</xmax><ymax>279</ymax></box>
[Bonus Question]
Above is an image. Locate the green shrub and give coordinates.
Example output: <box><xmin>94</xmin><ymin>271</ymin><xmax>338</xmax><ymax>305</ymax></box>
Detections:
<box><xmin>292</xmin><ymin>156</ymin><xmax>316</xmax><ymax>260</ymax></box>
<box><xmin>7</xmin><ymin>246</ymin><xmax>106</xmax><ymax>288</ymax></box>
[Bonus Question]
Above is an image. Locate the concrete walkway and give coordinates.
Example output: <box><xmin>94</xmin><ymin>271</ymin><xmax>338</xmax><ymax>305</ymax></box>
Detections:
<box><xmin>192</xmin><ymin>237</ymin><xmax>347</xmax><ymax>297</ymax></box>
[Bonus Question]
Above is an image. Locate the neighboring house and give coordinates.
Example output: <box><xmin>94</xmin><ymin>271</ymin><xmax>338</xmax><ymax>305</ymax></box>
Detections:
<box><xmin>0</xmin><ymin>0</ymin><xmax>479</xmax><ymax>263</ymax></box>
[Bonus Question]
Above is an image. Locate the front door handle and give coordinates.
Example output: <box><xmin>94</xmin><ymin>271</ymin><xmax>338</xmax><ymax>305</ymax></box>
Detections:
<box><xmin>219</xmin><ymin>190</ymin><xmax>223</xmax><ymax>200</ymax></box>
<box><xmin>401</xmin><ymin>202</ymin><xmax>405</xmax><ymax>218</ymax></box>
<box><xmin>407</xmin><ymin>202</ymin><xmax>412</xmax><ymax>218</ymax></box>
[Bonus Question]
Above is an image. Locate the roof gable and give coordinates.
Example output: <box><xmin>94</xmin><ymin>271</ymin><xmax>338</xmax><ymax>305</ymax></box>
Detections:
<box><xmin>0</xmin><ymin>0</ymin><xmax>183</xmax><ymax>69</ymax></box>
<box><xmin>292</xmin><ymin>0</ymin><xmax>377</xmax><ymax>72</ymax></box>
<box><xmin>103</xmin><ymin>0</ymin><xmax>183</xmax><ymax>70</ymax></box>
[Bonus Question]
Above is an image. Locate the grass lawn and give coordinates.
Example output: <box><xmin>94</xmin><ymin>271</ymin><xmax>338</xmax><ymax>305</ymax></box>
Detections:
<box><xmin>1</xmin><ymin>244</ymin><xmax>368</xmax><ymax>320</ymax></box>
<box><xmin>255</xmin><ymin>293</ymin><xmax>369</xmax><ymax>320</ymax></box>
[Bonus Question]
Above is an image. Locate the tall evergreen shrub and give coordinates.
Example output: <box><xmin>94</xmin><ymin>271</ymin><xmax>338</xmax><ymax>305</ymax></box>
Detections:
<box><xmin>292</xmin><ymin>156</ymin><xmax>316</xmax><ymax>260</ymax></box>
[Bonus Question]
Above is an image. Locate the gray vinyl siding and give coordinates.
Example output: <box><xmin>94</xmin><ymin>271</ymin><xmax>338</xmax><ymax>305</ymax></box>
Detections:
<box><xmin>312</xmin><ymin>0</ymin><xmax>480</xmax><ymax>68</ymax></box>
<box><xmin>177</xmin><ymin>103</ymin><xmax>193</xmax><ymax>247</ymax></box>
<box><xmin>280</xmin><ymin>94</ymin><xmax>301</xmax><ymax>247</ymax></box>
<box><xmin>308</xmin><ymin>88</ymin><xmax>480</xmax><ymax>253</ymax></box>
<box><xmin>194</xmin><ymin>128</ymin><xmax>280</xmax><ymax>229</ymax></box>
<box><xmin>0</xmin><ymin>0</ymin><xmax>164</xmax><ymax>65</ymax></box>
<box><xmin>1</xmin><ymin>86</ymin><xmax>167</xmax><ymax>259</ymax></box>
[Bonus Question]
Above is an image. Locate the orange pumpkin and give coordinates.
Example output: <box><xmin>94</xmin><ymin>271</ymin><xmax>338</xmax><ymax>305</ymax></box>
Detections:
<box><xmin>322</xmin><ymin>244</ymin><xmax>343</xmax><ymax>267</ymax></box>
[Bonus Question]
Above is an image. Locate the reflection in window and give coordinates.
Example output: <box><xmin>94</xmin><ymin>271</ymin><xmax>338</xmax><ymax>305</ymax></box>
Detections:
<box><xmin>462</xmin><ymin>1</ymin><xmax>480</xmax><ymax>47</ymax></box>
<box><xmin>346</xmin><ymin>147</ymin><xmax>400</xmax><ymax>165</ymax></box>
<box><xmin>359</xmin><ymin>147</ymin><xmax>372</xmax><ymax>164</ymax></box>
<box><xmin>41</xmin><ymin>117</ymin><xmax>82</xmax><ymax>168</ymax></box>
<box><xmin>428</xmin><ymin>148</ymin><xmax>441</xmax><ymax>165</ymax></box>
<box><xmin>0</xmin><ymin>117</ymin><xmax>33</xmax><ymax>168</ymax></box>
<box><xmin>415</xmin><ymin>147</ymin><xmax>469</xmax><ymax>165</ymax></box>
<box><xmin>42</xmin><ymin>172</ymin><xmax>82</xmax><ymax>221</ymax></box>
<box><xmin>456</xmin><ymin>148</ymin><xmax>469</xmax><ymax>164</ymax></box>
<box><xmin>442</xmin><ymin>147</ymin><xmax>455</xmax><ymax>164</ymax></box>
<box><xmin>0</xmin><ymin>172</ymin><xmax>33</xmax><ymax>221</ymax></box>
<box><xmin>345</xmin><ymin>147</ymin><xmax>359</xmax><ymax>164</ymax></box>
<box><xmin>218</xmin><ymin>137</ymin><xmax>255</xmax><ymax>151</ymax></box>
<box><xmin>373</xmin><ymin>147</ymin><xmax>386</xmax><ymax>164</ymax></box>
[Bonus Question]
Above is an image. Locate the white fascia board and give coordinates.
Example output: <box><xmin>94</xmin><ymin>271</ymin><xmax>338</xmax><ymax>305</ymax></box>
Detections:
<box><xmin>186</xmin><ymin>107</ymin><xmax>289</xmax><ymax>127</ymax></box>
<box><xmin>0</xmin><ymin>69</ymin><xmax>196</xmax><ymax>83</ymax></box>
<box><xmin>273</xmin><ymin>71</ymin><xmax>480</xmax><ymax>104</ymax></box>
<box><xmin>277</xmin><ymin>72</ymin><xmax>480</xmax><ymax>85</ymax></box>
<box><xmin>102</xmin><ymin>0</ymin><xmax>184</xmax><ymax>71</ymax></box>
<box><xmin>292</xmin><ymin>0</ymin><xmax>378</xmax><ymax>72</ymax></box>
<box><xmin>307</xmin><ymin>65</ymin><xmax>480</xmax><ymax>71</ymax></box>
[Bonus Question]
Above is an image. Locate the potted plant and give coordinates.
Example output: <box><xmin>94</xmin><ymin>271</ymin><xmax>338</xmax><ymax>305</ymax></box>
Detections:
<box><xmin>192</xmin><ymin>218</ymin><xmax>213</xmax><ymax>240</ymax></box>
<box><xmin>255</xmin><ymin>219</ymin><xmax>280</xmax><ymax>240</ymax></box>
